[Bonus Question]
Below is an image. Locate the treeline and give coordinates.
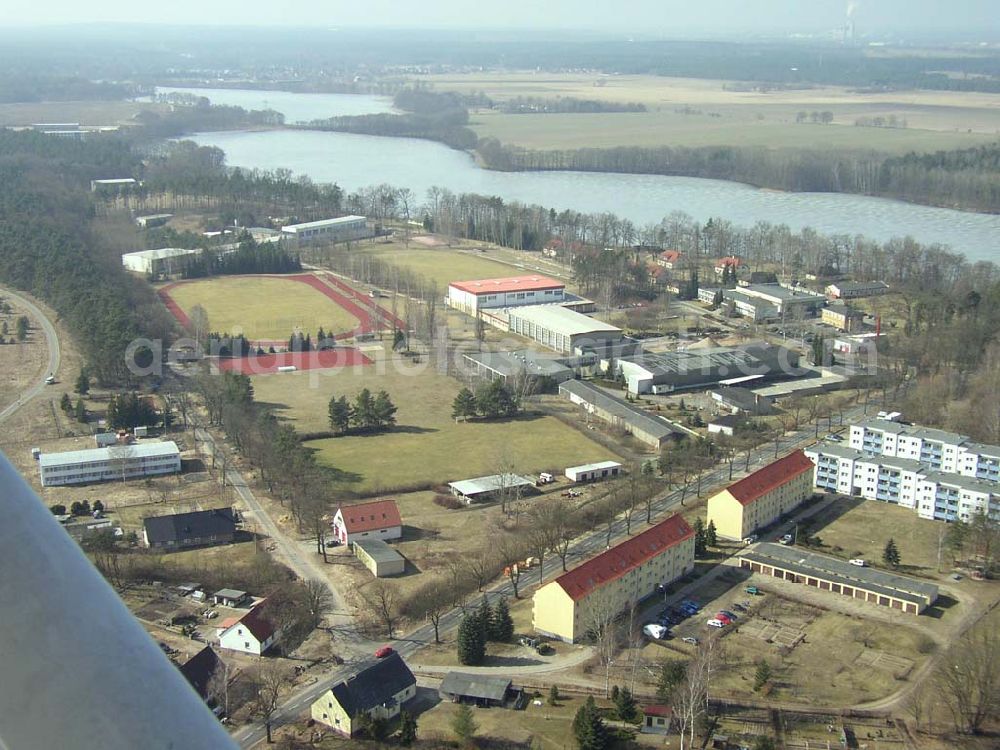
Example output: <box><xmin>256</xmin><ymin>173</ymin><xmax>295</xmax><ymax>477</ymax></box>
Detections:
<box><xmin>132</xmin><ymin>104</ymin><xmax>284</xmax><ymax>140</ymax></box>
<box><xmin>327</xmin><ymin>388</ymin><xmax>398</xmax><ymax>434</ymax></box>
<box><xmin>0</xmin><ymin>130</ymin><xmax>166</xmax><ymax>383</ymax></box>
<box><xmin>475</xmin><ymin>137</ymin><xmax>1000</xmax><ymax>213</ymax></box>
<box><xmin>0</xmin><ymin>73</ymin><xmax>136</xmax><ymax>103</ymax></box>
<box><xmin>179</xmin><ymin>237</ymin><xmax>302</xmax><ymax>278</ymax></box>
<box><xmin>499</xmin><ymin>96</ymin><xmax>646</xmax><ymax>114</ymax></box>
<box><xmin>302</xmin><ymin>88</ymin><xmax>478</xmax><ymax>150</ymax></box>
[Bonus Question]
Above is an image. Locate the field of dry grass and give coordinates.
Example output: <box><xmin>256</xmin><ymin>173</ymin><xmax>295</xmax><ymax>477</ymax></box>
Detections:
<box><xmin>0</xmin><ymin>297</ymin><xmax>50</xmax><ymax>411</ymax></box>
<box><xmin>0</xmin><ymin>100</ymin><xmax>166</xmax><ymax>127</ymax></box>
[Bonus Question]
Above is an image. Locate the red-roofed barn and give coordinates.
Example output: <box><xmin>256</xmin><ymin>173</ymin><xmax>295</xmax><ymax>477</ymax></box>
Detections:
<box><xmin>332</xmin><ymin>499</ymin><xmax>403</xmax><ymax>546</ymax></box>
<box><xmin>706</xmin><ymin>450</ymin><xmax>815</xmax><ymax>541</ymax></box>
<box><xmin>532</xmin><ymin>514</ymin><xmax>695</xmax><ymax>643</ymax></box>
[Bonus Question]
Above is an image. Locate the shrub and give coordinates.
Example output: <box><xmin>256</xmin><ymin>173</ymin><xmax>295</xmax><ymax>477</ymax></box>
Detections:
<box><xmin>50</xmin><ymin>504</ymin><xmax>67</xmax><ymax>515</ymax></box>
<box><xmin>434</xmin><ymin>494</ymin><xmax>463</xmax><ymax>510</ymax></box>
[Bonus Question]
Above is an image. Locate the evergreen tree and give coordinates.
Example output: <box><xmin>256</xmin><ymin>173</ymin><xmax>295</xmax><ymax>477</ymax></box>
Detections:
<box><xmin>452</xmin><ymin>387</ymin><xmax>478</xmax><ymax>421</ymax></box>
<box><xmin>753</xmin><ymin>660</ymin><xmax>773</xmax><ymax>692</ymax></box>
<box><xmin>15</xmin><ymin>315</ymin><xmax>28</xmax><ymax>341</ymax></box>
<box><xmin>548</xmin><ymin>684</ymin><xmax>560</xmax><ymax>706</ymax></box>
<box><xmin>392</xmin><ymin>328</ymin><xmax>406</xmax><ymax>351</ymax></box>
<box><xmin>477</xmin><ymin>595</ymin><xmax>492</xmax><ymax>641</ymax></box>
<box><xmin>613</xmin><ymin>686</ymin><xmax>639</xmax><ymax>723</ymax></box>
<box><xmin>398</xmin><ymin>710</ymin><xmax>417</xmax><ymax>747</ymax></box>
<box><xmin>74</xmin><ymin>367</ymin><xmax>90</xmax><ymax>395</ymax></box>
<box><xmin>657</xmin><ymin>660</ymin><xmax>687</xmax><ymax>703</ymax></box>
<box><xmin>490</xmin><ymin>597</ymin><xmax>514</xmax><ymax>643</ymax></box>
<box><xmin>351</xmin><ymin>388</ymin><xmax>376</xmax><ymax>430</ymax></box>
<box><xmin>693</xmin><ymin>516</ymin><xmax>707</xmax><ymax>556</ymax></box>
<box><xmin>457</xmin><ymin>612</ymin><xmax>486</xmax><ymax>665</ymax></box>
<box><xmin>92</xmin><ymin>500</ymin><xmax>104</xmax><ymax>513</ymax></box>
<box><xmin>60</xmin><ymin>392</ymin><xmax>72</xmax><ymax>412</ymax></box>
<box><xmin>451</xmin><ymin>704</ymin><xmax>477</xmax><ymax>746</ymax></box>
<box><xmin>572</xmin><ymin>696</ymin><xmax>608</xmax><ymax>750</ymax></box>
<box><xmin>74</xmin><ymin>397</ymin><xmax>87</xmax><ymax>423</ymax></box>
<box><xmin>474</xmin><ymin>379</ymin><xmax>518</xmax><ymax>419</ymax></box>
<box><xmin>372</xmin><ymin>390</ymin><xmax>397</xmax><ymax>428</ymax></box>
<box><xmin>883</xmin><ymin>537</ymin><xmax>901</xmax><ymax>569</ymax></box>
<box><xmin>705</xmin><ymin>519</ymin><xmax>718</xmax><ymax>548</ymax></box>
<box><xmin>328</xmin><ymin>395</ymin><xmax>352</xmax><ymax>433</ymax></box>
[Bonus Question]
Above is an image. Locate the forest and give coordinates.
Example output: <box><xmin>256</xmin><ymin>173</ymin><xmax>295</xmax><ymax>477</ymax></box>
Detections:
<box><xmin>178</xmin><ymin>237</ymin><xmax>302</xmax><ymax>279</ymax></box>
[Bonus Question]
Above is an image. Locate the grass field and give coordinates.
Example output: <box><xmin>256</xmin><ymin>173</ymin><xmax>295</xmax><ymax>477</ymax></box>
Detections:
<box><xmin>0</xmin><ymin>100</ymin><xmax>165</xmax><ymax>127</ymax></box>
<box><xmin>359</xmin><ymin>242</ymin><xmax>531</xmax><ymax>291</ymax></box>
<box><xmin>422</xmin><ymin>72</ymin><xmax>1000</xmax><ymax>152</ymax></box>
<box><xmin>251</xmin><ymin>360</ymin><xmax>614</xmax><ymax>492</ymax></box>
<box><xmin>163</xmin><ymin>276</ymin><xmax>361</xmax><ymax>340</ymax></box>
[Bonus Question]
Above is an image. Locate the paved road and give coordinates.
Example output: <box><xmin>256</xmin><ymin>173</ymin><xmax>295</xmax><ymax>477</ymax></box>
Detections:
<box><xmin>231</xmin><ymin>403</ymin><xmax>874</xmax><ymax>747</ymax></box>
<box><xmin>0</xmin><ymin>288</ymin><xmax>61</xmax><ymax>425</ymax></box>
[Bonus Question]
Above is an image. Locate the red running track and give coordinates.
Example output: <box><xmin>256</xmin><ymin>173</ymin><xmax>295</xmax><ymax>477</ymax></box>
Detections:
<box><xmin>216</xmin><ymin>348</ymin><xmax>372</xmax><ymax>375</ymax></box>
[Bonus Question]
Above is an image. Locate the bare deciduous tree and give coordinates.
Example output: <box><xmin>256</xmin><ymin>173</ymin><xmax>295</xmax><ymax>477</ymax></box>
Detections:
<box><xmin>248</xmin><ymin>660</ymin><xmax>291</xmax><ymax>744</ymax></box>
<box><xmin>405</xmin><ymin>578</ymin><xmax>451</xmax><ymax>644</ymax></box>
<box><xmin>934</xmin><ymin>626</ymin><xmax>1000</xmax><ymax>735</ymax></box>
<box><xmin>363</xmin><ymin>579</ymin><xmax>399</xmax><ymax>638</ymax></box>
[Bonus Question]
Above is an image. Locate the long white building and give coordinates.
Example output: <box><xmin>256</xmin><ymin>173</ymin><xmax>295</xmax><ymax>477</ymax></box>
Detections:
<box><xmin>38</xmin><ymin>442</ymin><xmax>182</xmax><ymax>487</ymax></box>
<box><xmin>280</xmin><ymin>216</ymin><xmax>370</xmax><ymax>243</ymax></box>
<box><xmin>849</xmin><ymin>418</ymin><xmax>1000</xmax><ymax>481</ymax></box>
<box><xmin>805</xmin><ymin>442</ymin><xmax>999</xmax><ymax>523</ymax></box>
<box><xmin>121</xmin><ymin>247</ymin><xmax>201</xmax><ymax>276</ymax></box>
<box><xmin>446</xmin><ymin>275</ymin><xmax>566</xmax><ymax>315</ymax></box>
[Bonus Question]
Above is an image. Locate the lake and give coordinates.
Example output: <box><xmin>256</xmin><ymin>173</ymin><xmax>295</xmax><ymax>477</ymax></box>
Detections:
<box><xmin>166</xmin><ymin>87</ymin><xmax>1000</xmax><ymax>262</ymax></box>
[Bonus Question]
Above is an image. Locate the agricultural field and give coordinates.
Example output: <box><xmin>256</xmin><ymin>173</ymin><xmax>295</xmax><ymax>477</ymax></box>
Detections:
<box><xmin>251</xmin><ymin>359</ymin><xmax>614</xmax><ymax>493</ymax></box>
<box><xmin>423</xmin><ymin>72</ymin><xmax>1000</xmax><ymax>152</ymax></box>
<box><xmin>161</xmin><ymin>275</ymin><xmax>361</xmax><ymax>340</ymax></box>
<box><xmin>0</xmin><ymin>99</ymin><xmax>165</xmax><ymax>127</ymax></box>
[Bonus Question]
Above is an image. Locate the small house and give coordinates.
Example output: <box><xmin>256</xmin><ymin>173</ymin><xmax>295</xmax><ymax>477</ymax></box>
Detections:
<box><xmin>641</xmin><ymin>705</ymin><xmax>675</xmax><ymax>735</ymax></box>
<box><xmin>310</xmin><ymin>652</ymin><xmax>416</xmax><ymax>736</ymax></box>
<box><xmin>212</xmin><ymin>589</ymin><xmax>248</xmax><ymax>608</ymax></box>
<box><xmin>332</xmin><ymin>499</ymin><xmax>402</xmax><ymax>546</ymax></box>
<box><xmin>439</xmin><ymin>672</ymin><xmax>523</xmax><ymax>708</ymax></box>
<box><xmin>178</xmin><ymin>646</ymin><xmax>226</xmax><ymax>709</ymax></box>
<box><xmin>565</xmin><ymin>461</ymin><xmax>622</xmax><ymax>483</ymax></box>
<box><xmin>216</xmin><ymin>602</ymin><xmax>278</xmax><ymax>656</ymax></box>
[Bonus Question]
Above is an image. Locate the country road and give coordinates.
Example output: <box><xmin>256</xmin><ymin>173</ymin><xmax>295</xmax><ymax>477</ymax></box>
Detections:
<box><xmin>232</xmin><ymin>401</ymin><xmax>883</xmax><ymax>747</ymax></box>
<box><xmin>0</xmin><ymin>287</ymin><xmax>61</xmax><ymax>425</ymax></box>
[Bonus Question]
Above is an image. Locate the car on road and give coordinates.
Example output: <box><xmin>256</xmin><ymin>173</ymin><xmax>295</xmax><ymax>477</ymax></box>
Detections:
<box><xmin>706</xmin><ymin>619</ymin><xmax>726</xmax><ymax>628</ymax></box>
<box><xmin>44</xmin><ymin>375</ymin><xmax>55</xmax><ymax>385</ymax></box>
<box><xmin>682</xmin><ymin>637</ymin><xmax>700</xmax><ymax>645</ymax></box>
<box><xmin>825</xmin><ymin>433</ymin><xmax>844</xmax><ymax>442</ymax></box>
<box><xmin>742</xmin><ymin>534</ymin><xmax>758</xmax><ymax>545</ymax></box>
<box><xmin>779</xmin><ymin>533</ymin><xmax>794</xmax><ymax>545</ymax></box>
<box><xmin>849</xmin><ymin>558</ymin><xmax>867</xmax><ymax>567</ymax></box>
<box><xmin>374</xmin><ymin>646</ymin><xmax>394</xmax><ymax>658</ymax></box>
<box><xmin>745</xmin><ymin>586</ymin><xmax>761</xmax><ymax>595</ymax></box>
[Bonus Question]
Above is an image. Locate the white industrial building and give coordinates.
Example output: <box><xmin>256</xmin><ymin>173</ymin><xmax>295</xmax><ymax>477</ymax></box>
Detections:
<box><xmin>121</xmin><ymin>247</ymin><xmax>201</xmax><ymax>276</ymax></box>
<box><xmin>91</xmin><ymin>178</ymin><xmax>138</xmax><ymax>192</ymax></box>
<box><xmin>565</xmin><ymin>461</ymin><xmax>622</xmax><ymax>483</ymax></box>
<box><xmin>38</xmin><ymin>441</ymin><xmax>182</xmax><ymax>487</ymax></box>
<box><xmin>280</xmin><ymin>216</ymin><xmax>370</xmax><ymax>243</ymax></box>
<box><xmin>825</xmin><ymin>281</ymin><xmax>891</xmax><ymax>300</ymax></box>
<box><xmin>507</xmin><ymin>304</ymin><xmax>623</xmax><ymax>355</ymax></box>
<box><xmin>805</xmin><ymin>442</ymin><xmax>1000</xmax><ymax>523</ymax></box>
<box><xmin>848</xmin><ymin>418</ymin><xmax>1000</xmax><ymax>481</ymax></box>
<box><xmin>446</xmin><ymin>275</ymin><xmax>566</xmax><ymax>315</ymax></box>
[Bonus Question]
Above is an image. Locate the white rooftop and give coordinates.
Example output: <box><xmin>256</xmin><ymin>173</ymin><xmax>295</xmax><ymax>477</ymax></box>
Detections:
<box><xmin>92</xmin><ymin>178</ymin><xmax>137</xmax><ymax>185</ymax></box>
<box><xmin>281</xmin><ymin>215</ymin><xmax>366</xmax><ymax>232</ymax></box>
<box><xmin>448</xmin><ymin>473</ymin><xmax>535</xmax><ymax>496</ymax></box>
<box><xmin>121</xmin><ymin>247</ymin><xmax>199</xmax><ymax>262</ymax></box>
<box><xmin>566</xmin><ymin>460</ymin><xmax>622</xmax><ymax>473</ymax></box>
<box><xmin>39</xmin><ymin>441</ymin><xmax>180</xmax><ymax>468</ymax></box>
<box><xmin>509</xmin><ymin>304</ymin><xmax>621</xmax><ymax>336</ymax></box>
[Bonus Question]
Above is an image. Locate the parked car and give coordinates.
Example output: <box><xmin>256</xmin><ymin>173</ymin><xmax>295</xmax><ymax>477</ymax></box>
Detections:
<box><xmin>779</xmin><ymin>533</ymin><xmax>794</xmax><ymax>545</ymax></box>
<box><xmin>714</xmin><ymin>613</ymin><xmax>733</xmax><ymax>625</ymax></box>
<box><xmin>742</xmin><ymin>534</ymin><xmax>759</xmax><ymax>544</ymax></box>
<box><xmin>745</xmin><ymin>586</ymin><xmax>761</xmax><ymax>595</ymax></box>
<box><xmin>826</xmin><ymin>433</ymin><xmax>844</xmax><ymax>442</ymax></box>
<box><xmin>45</xmin><ymin>375</ymin><xmax>55</xmax><ymax>385</ymax></box>
<box><xmin>706</xmin><ymin>619</ymin><xmax>726</xmax><ymax>628</ymax></box>
<box><xmin>718</xmin><ymin>610</ymin><xmax>739</xmax><ymax>621</ymax></box>
<box><xmin>849</xmin><ymin>558</ymin><xmax>867</xmax><ymax>567</ymax></box>
<box><xmin>374</xmin><ymin>646</ymin><xmax>394</xmax><ymax>658</ymax></box>
<box><xmin>682</xmin><ymin>637</ymin><xmax>700</xmax><ymax>645</ymax></box>
<box><xmin>643</xmin><ymin>623</ymin><xmax>669</xmax><ymax>640</ymax></box>
<box><xmin>732</xmin><ymin>603</ymin><xmax>748</xmax><ymax>613</ymax></box>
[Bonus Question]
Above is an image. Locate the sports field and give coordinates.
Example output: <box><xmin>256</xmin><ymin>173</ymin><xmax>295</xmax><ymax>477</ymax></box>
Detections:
<box><xmin>160</xmin><ymin>275</ymin><xmax>362</xmax><ymax>340</ymax></box>
<box><xmin>251</xmin><ymin>361</ymin><xmax>613</xmax><ymax>493</ymax></box>
<box><xmin>424</xmin><ymin>72</ymin><xmax>1000</xmax><ymax>153</ymax></box>
<box><xmin>359</xmin><ymin>243</ymin><xmax>530</xmax><ymax>291</ymax></box>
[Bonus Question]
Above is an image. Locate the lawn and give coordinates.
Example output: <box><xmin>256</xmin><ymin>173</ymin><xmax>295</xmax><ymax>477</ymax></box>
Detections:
<box><xmin>804</xmin><ymin>496</ymin><xmax>948</xmax><ymax>578</ymax></box>
<box><xmin>250</xmin><ymin>360</ymin><xmax>614</xmax><ymax>493</ymax></box>
<box><xmin>162</xmin><ymin>275</ymin><xmax>361</xmax><ymax>340</ymax></box>
<box><xmin>358</xmin><ymin>242</ymin><xmax>529</xmax><ymax>291</ymax></box>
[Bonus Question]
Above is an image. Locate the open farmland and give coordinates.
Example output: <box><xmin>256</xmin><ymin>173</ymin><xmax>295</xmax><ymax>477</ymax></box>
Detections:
<box><xmin>251</xmin><ymin>359</ymin><xmax>614</xmax><ymax>493</ymax></box>
<box><xmin>423</xmin><ymin>72</ymin><xmax>1000</xmax><ymax>152</ymax></box>
<box><xmin>161</xmin><ymin>275</ymin><xmax>361</xmax><ymax>340</ymax></box>
<box><xmin>0</xmin><ymin>100</ymin><xmax>166</xmax><ymax>127</ymax></box>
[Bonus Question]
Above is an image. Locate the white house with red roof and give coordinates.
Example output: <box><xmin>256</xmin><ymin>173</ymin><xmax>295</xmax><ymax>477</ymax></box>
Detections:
<box><xmin>706</xmin><ymin>450</ymin><xmax>815</xmax><ymax>541</ymax></box>
<box><xmin>714</xmin><ymin>256</ymin><xmax>747</xmax><ymax>276</ymax></box>
<box><xmin>656</xmin><ymin>250</ymin><xmax>683</xmax><ymax>269</ymax></box>
<box><xmin>446</xmin><ymin>275</ymin><xmax>565</xmax><ymax>315</ymax></box>
<box><xmin>332</xmin><ymin>499</ymin><xmax>402</xmax><ymax>546</ymax></box>
<box><xmin>216</xmin><ymin>602</ymin><xmax>278</xmax><ymax>656</ymax></box>
<box><xmin>532</xmin><ymin>514</ymin><xmax>695</xmax><ymax>643</ymax></box>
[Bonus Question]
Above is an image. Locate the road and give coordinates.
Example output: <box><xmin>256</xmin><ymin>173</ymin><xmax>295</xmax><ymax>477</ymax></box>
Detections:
<box><xmin>231</xmin><ymin>402</ymin><xmax>876</xmax><ymax>747</ymax></box>
<box><xmin>0</xmin><ymin>287</ymin><xmax>61</xmax><ymax>425</ymax></box>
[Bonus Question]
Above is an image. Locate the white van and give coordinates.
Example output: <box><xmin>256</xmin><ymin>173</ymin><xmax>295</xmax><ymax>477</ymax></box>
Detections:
<box><xmin>849</xmin><ymin>558</ymin><xmax>867</xmax><ymax>567</ymax></box>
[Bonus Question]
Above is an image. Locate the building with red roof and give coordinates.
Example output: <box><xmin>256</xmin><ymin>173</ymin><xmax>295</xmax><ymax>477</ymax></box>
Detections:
<box><xmin>532</xmin><ymin>514</ymin><xmax>695</xmax><ymax>643</ymax></box>
<box><xmin>216</xmin><ymin>601</ymin><xmax>278</xmax><ymax>655</ymax></box>
<box><xmin>706</xmin><ymin>450</ymin><xmax>815</xmax><ymax>541</ymax></box>
<box><xmin>332</xmin><ymin>499</ymin><xmax>403</xmax><ymax>546</ymax></box>
<box><xmin>656</xmin><ymin>250</ymin><xmax>683</xmax><ymax>269</ymax></box>
<box><xmin>447</xmin><ymin>275</ymin><xmax>565</xmax><ymax>314</ymax></box>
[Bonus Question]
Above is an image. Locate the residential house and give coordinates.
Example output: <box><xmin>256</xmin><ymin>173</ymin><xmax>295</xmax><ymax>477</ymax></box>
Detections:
<box><xmin>656</xmin><ymin>250</ymin><xmax>683</xmax><ymax>269</ymax></box>
<box><xmin>178</xmin><ymin>646</ymin><xmax>226</xmax><ymax>710</ymax></box>
<box><xmin>142</xmin><ymin>508</ymin><xmax>237</xmax><ymax>551</ymax></box>
<box><xmin>706</xmin><ymin>451</ymin><xmax>815</xmax><ymax>540</ymax></box>
<box><xmin>533</xmin><ymin>514</ymin><xmax>695</xmax><ymax>643</ymax></box>
<box><xmin>216</xmin><ymin>602</ymin><xmax>278</xmax><ymax>656</ymax></box>
<box><xmin>310</xmin><ymin>653</ymin><xmax>416</xmax><ymax>736</ymax></box>
<box><xmin>822</xmin><ymin>303</ymin><xmax>865</xmax><ymax>332</ymax></box>
<box><xmin>332</xmin><ymin>499</ymin><xmax>402</xmax><ymax>546</ymax></box>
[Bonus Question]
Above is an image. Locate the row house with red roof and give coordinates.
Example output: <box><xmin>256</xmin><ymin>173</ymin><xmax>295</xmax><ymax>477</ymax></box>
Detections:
<box><xmin>332</xmin><ymin>499</ymin><xmax>403</xmax><ymax>546</ymax></box>
<box><xmin>532</xmin><ymin>515</ymin><xmax>695</xmax><ymax>643</ymax></box>
<box><xmin>706</xmin><ymin>450</ymin><xmax>815</xmax><ymax>541</ymax></box>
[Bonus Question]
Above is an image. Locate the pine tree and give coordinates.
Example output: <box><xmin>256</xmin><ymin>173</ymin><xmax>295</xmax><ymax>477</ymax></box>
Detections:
<box><xmin>753</xmin><ymin>660</ymin><xmax>773</xmax><ymax>692</ymax></box>
<box><xmin>328</xmin><ymin>395</ymin><xmax>351</xmax><ymax>433</ymax></box>
<box><xmin>693</xmin><ymin>516</ymin><xmax>707</xmax><ymax>556</ymax></box>
<box><xmin>372</xmin><ymin>390</ymin><xmax>397</xmax><ymax>429</ymax></box>
<box><xmin>60</xmin><ymin>392</ymin><xmax>72</xmax><ymax>412</ymax></box>
<box><xmin>657</xmin><ymin>660</ymin><xmax>687</xmax><ymax>702</ymax></box>
<box><xmin>457</xmin><ymin>612</ymin><xmax>486</xmax><ymax>666</ymax></box>
<box><xmin>452</xmin><ymin>387</ymin><xmax>478</xmax><ymax>421</ymax></box>
<box><xmin>613</xmin><ymin>686</ymin><xmax>639</xmax><ymax>723</ymax></box>
<box><xmin>548</xmin><ymin>684</ymin><xmax>560</xmax><ymax>706</ymax></box>
<box><xmin>572</xmin><ymin>696</ymin><xmax>608</xmax><ymax>750</ymax></box>
<box><xmin>883</xmin><ymin>538</ymin><xmax>901</xmax><ymax>569</ymax></box>
<box><xmin>352</xmin><ymin>388</ymin><xmax>376</xmax><ymax>430</ymax></box>
<box><xmin>74</xmin><ymin>398</ymin><xmax>87</xmax><ymax>423</ymax></box>
<box><xmin>705</xmin><ymin>519</ymin><xmax>718</xmax><ymax>547</ymax></box>
<box><xmin>15</xmin><ymin>315</ymin><xmax>28</xmax><ymax>342</ymax></box>
<box><xmin>490</xmin><ymin>596</ymin><xmax>514</xmax><ymax>643</ymax></box>
<box><xmin>451</xmin><ymin>703</ymin><xmax>477</xmax><ymax>745</ymax></box>
<box><xmin>398</xmin><ymin>710</ymin><xmax>417</xmax><ymax>747</ymax></box>
<box><xmin>477</xmin><ymin>595</ymin><xmax>492</xmax><ymax>641</ymax></box>
<box><xmin>74</xmin><ymin>368</ymin><xmax>90</xmax><ymax>395</ymax></box>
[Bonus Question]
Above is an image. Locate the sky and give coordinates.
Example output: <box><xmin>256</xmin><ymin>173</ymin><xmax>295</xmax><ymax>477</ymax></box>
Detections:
<box><xmin>4</xmin><ymin>0</ymin><xmax>999</xmax><ymax>35</ymax></box>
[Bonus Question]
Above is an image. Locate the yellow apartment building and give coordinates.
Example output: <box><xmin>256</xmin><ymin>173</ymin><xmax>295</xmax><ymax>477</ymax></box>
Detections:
<box><xmin>706</xmin><ymin>450</ymin><xmax>815</xmax><ymax>540</ymax></box>
<box><xmin>533</xmin><ymin>514</ymin><xmax>694</xmax><ymax>643</ymax></box>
